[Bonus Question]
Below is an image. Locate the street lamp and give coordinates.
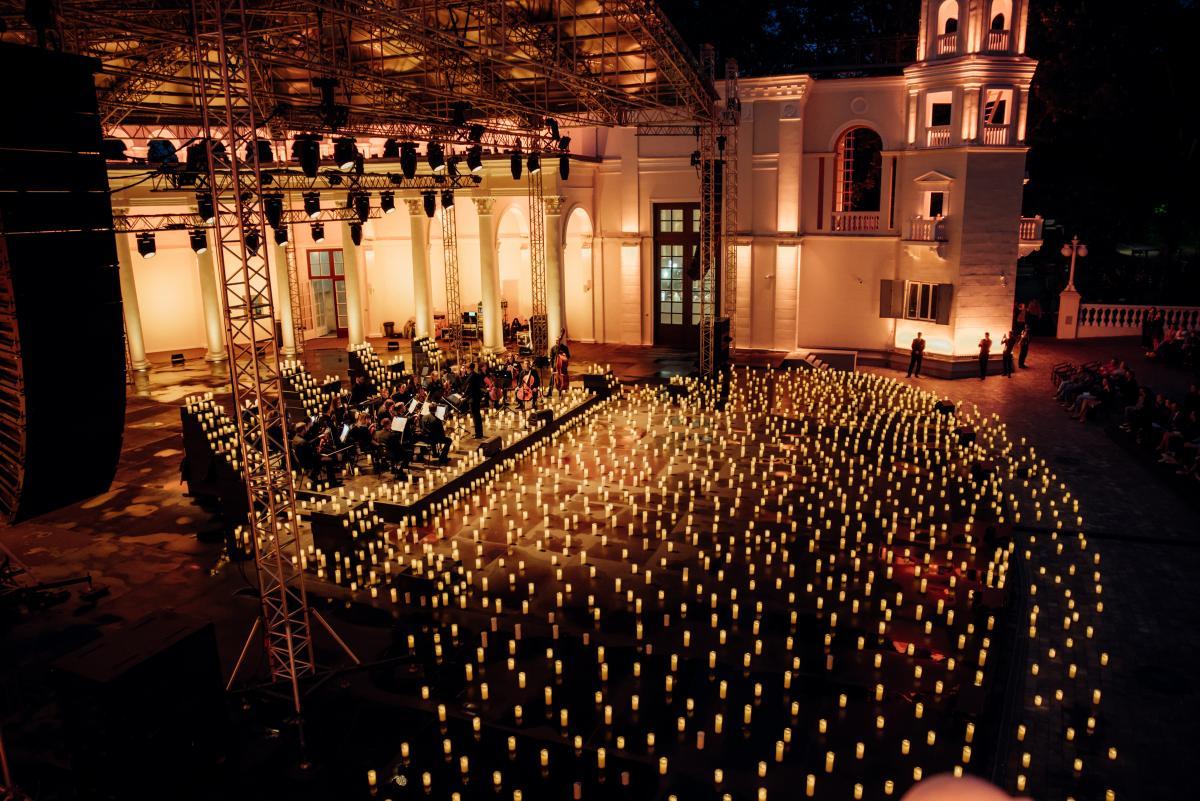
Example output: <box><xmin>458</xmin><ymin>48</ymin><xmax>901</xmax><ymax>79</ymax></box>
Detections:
<box><xmin>1060</xmin><ymin>235</ymin><xmax>1087</xmax><ymax>292</ymax></box>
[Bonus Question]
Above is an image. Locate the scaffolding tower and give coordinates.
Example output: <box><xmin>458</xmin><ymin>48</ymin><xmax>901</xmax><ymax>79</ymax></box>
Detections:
<box><xmin>440</xmin><ymin>201</ymin><xmax>464</xmax><ymax>364</ymax></box>
<box><xmin>527</xmin><ymin>167</ymin><xmax>549</xmax><ymax>359</ymax></box>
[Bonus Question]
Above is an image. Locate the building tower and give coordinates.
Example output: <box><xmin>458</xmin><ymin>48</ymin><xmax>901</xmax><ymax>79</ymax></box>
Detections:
<box><xmin>893</xmin><ymin>0</ymin><xmax>1039</xmax><ymax>368</ymax></box>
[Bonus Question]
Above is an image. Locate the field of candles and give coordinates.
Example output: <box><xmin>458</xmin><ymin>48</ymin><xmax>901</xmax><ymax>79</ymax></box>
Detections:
<box><xmin>280</xmin><ymin>367</ymin><xmax>1109</xmax><ymax>801</ymax></box>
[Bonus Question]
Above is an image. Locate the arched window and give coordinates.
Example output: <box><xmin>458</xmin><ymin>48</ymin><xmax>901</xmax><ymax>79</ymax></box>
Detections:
<box><xmin>936</xmin><ymin>1</ymin><xmax>960</xmax><ymax>55</ymax></box>
<box><xmin>987</xmin><ymin>0</ymin><xmax>1012</xmax><ymax>50</ymax></box>
<box><xmin>835</xmin><ymin>127</ymin><xmax>883</xmax><ymax>213</ymax></box>
<box><xmin>991</xmin><ymin>13</ymin><xmax>1006</xmax><ymax>30</ymax></box>
<box><xmin>944</xmin><ymin>17</ymin><xmax>958</xmax><ymax>33</ymax></box>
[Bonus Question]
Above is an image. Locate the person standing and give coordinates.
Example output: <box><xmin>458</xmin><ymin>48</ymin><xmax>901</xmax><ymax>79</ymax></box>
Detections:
<box><xmin>1001</xmin><ymin>331</ymin><xmax>1015</xmax><ymax>377</ymax></box>
<box><xmin>978</xmin><ymin>332</ymin><xmax>992</xmax><ymax>380</ymax></box>
<box><xmin>1017</xmin><ymin>327</ymin><xmax>1031</xmax><ymax>368</ymax></box>
<box><xmin>906</xmin><ymin>332</ymin><xmax>926</xmax><ymax>378</ymax></box>
<box><xmin>466</xmin><ymin>362</ymin><xmax>485</xmax><ymax>439</ymax></box>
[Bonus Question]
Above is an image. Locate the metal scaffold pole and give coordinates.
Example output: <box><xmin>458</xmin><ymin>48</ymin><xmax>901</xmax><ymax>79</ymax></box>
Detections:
<box><xmin>528</xmin><ymin>167</ymin><xmax>549</xmax><ymax>360</ymax></box>
<box><xmin>190</xmin><ymin>0</ymin><xmax>314</xmax><ymax>719</ymax></box>
<box><xmin>722</xmin><ymin>58</ymin><xmax>741</xmax><ymax>336</ymax></box>
<box><xmin>441</xmin><ymin>200</ymin><xmax>464</xmax><ymax>364</ymax></box>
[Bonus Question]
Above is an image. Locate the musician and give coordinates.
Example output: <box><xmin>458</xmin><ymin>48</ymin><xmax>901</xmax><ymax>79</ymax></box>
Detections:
<box><xmin>467</xmin><ymin>362</ymin><xmax>486</xmax><ymax>438</ymax></box>
<box><xmin>515</xmin><ymin>358</ymin><xmax>540</xmax><ymax>410</ymax></box>
<box><xmin>312</xmin><ymin>428</ymin><xmax>341</xmax><ymax>485</ymax></box>
<box><xmin>419</xmin><ymin>410</ymin><xmax>451</xmax><ymax>463</ymax></box>
<box><xmin>350</xmin><ymin>374</ymin><xmax>374</xmax><ymax>405</ymax></box>
<box><xmin>550</xmin><ymin>332</ymin><xmax>569</xmax><ymax>397</ymax></box>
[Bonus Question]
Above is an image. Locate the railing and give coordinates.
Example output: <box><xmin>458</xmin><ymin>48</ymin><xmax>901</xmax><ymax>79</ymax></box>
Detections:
<box><xmin>831</xmin><ymin>211</ymin><xmax>881</xmax><ymax>233</ymax></box>
<box><xmin>982</xmin><ymin>124</ymin><xmax>1010</xmax><ymax>146</ymax></box>
<box><xmin>908</xmin><ymin>216</ymin><xmax>946</xmax><ymax>242</ymax></box>
<box><xmin>986</xmin><ymin>29</ymin><xmax>1011</xmax><ymax>52</ymax></box>
<box><xmin>1075</xmin><ymin>304</ymin><xmax>1200</xmax><ymax>338</ymax></box>
<box><xmin>926</xmin><ymin>125</ymin><xmax>951</xmax><ymax>147</ymax></box>
<box><xmin>936</xmin><ymin>32</ymin><xmax>958</xmax><ymax>55</ymax></box>
<box><xmin>1019</xmin><ymin>216</ymin><xmax>1043</xmax><ymax>241</ymax></box>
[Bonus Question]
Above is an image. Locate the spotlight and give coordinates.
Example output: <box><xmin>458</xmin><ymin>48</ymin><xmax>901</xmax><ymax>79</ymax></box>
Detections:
<box><xmin>558</xmin><ymin>135</ymin><xmax>571</xmax><ymax>152</ymax></box>
<box><xmin>244</xmin><ymin>229</ymin><xmax>261</xmax><ymax>257</ymax></box>
<box><xmin>527</xmin><ymin>152</ymin><xmax>541</xmax><ymax>174</ymax></box>
<box><xmin>326</xmin><ymin>172</ymin><xmax>343</xmax><ymax>186</ymax></box>
<box><xmin>466</xmin><ymin>145</ymin><xmax>483</xmax><ymax>173</ymax></box>
<box><xmin>690</xmin><ymin>150</ymin><xmax>702</xmax><ymax>168</ymax></box>
<box><xmin>311</xmin><ymin>222</ymin><xmax>325</xmax><ymax>242</ymax></box>
<box><xmin>189</xmin><ymin>228</ymin><xmax>208</xmax><ymax>254</ymax></box>
<box><xmin>441</xmin><ymin>189</ymin><xmax>454</xmax><ymax>208</ymax></box>
<box><xmin>383</xmin><ymin>138</ymin><xmax>401</xmax><ymax>159</ymax></box>
<box><xmin>102</xmin><ymin>138</ymin><xmax>127</xmax><ymax>161</ymax></box>
<box><xmin>333</xmin><ymin>136</ymin><xmax>358</xmax><ymax>170</ymax></box>
<box><xmin>510</xmin><ymin>151</ymin><xmax>522</xmax><ymax>180</ymax></box>
<box><xmin>381</xmin><ymin>190</ymin><xmax>396</xmax><ymax>214</ymax></box>
<box><xmin>136</xmin><ymin>232</ymin><xmax>156</xmax><ymax>259</ymax></box>
<box><xmin>185</xmin><ymin>142</ymin><xmax>208</xmax><ymax>173</ymax></box>
<box><xmin>451</xmin><ymin>101</ymin><xmax>469</xmax><ymax>127</ymax></box>
<box><xmin>387</xmin><ymin>173</ymin><xmax>403</xmax><ymax>186</ymax></box>
<box><xmin>399</xmin><ymin>142</ymin><xmax>418</xmax><ymax>179</ymax></box>
<box><xmin>274</xmin><ymin>226</ymin><xmax>288</xmax><ymax>245</ymax></box>
<box><xmin>546</xmin><ymin>117</ymin><xmax>560</xmax><ymax>142</ymax></box>
<box><xmin>427</xmin><ymin>142</ymin><xmax>445</xmax><ymax>173</ymax></box>
<box><xmin>468</xmin><ymin>124</ymin><xmax>485</xmax><ymax>143</ymax></box>
<box><xmin>446</xmin><ymin>156</ymin><xmax>460</xmax><ymax>178</ymax></box>
<box><xmin>293</xmin><ymin>133</ymin><xmax>321</xmax><ymax>178</ymax></box>
<box><xmin>263</xmin><ymin>193</ymin><xmax>284</xmax><ymax>228</ymax></box>
<box><xmin>422</xmin><ymin>191</ymin><xmax>436</xmax><ymax>218</ymax></box>
<box><xmin>146</xmin><ymin>139</ymin><xmax>177</xmax><ymax>164</ymax></box>
<box><xmin>353</xmin><ymin>191</ymin><xmax>371</xmax><ymax>223</ymax></box>
<box><xmin>196</xmin><ymin>193</ymin><xmax>215</xmax><ymax>224</ymax></box>
<box><xmin>350</xmin><ymin>222</ymin><xmax>363</xmax><ymax>246</ymax></box>
<box><xmin>559</xmin><ymin>153</ymin><xmax>569</xmax><ymax>180</ymax></box>
<box><xmin>245</xmin><ymin>139</ymin><xmax>274</xmax><ymax>164</ymax></box>
<box><xmin>303</xmin><ymin>191</ymin><xmax>321</xmax><ymax>219</ymax></box>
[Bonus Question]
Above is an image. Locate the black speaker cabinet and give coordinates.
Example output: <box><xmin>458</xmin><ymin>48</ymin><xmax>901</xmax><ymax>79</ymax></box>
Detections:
<box><xmin>0</xmin><ymin>42</ymin><xmax>125</xmax><ymax>522</ymax></box>
<box><xmin>529</xmin><ymin>409</ymin><xmax>553</xmax><ymax>428</ymax></box>
<box><xmin>478</xmin><ymin>436</ymin><xmax>503</xmax><ymax>457</ymax></box>
<box><xmin>51</xmin><ymin>611</ymin><xmax>228</xmax><ymax>800</ymax></box>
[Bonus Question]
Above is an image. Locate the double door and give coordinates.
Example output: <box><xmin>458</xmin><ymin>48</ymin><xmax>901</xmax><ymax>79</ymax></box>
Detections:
<box><xmin>307</xmin><ymin>249</ymin><xmax>348</xmax><ymax>337</ymax></box>
<box><xmin>653</xmin><ymin>203</ymin><xmax>715</xmax><ymax>349</ymax></box>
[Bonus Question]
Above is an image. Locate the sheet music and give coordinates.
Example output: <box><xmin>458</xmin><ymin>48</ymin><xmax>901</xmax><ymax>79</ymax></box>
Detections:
<box><xmin>391</xmin><ymin>416</ymin><xmax>407</xmax><ymax>432</ymax></box>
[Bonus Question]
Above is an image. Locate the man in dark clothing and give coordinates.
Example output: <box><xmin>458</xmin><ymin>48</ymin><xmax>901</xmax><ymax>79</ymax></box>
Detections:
<box><xmin>1017</xmin><ymin>327</ymin><xmax>1031</xmax><ymax>368</ymax></box>
<box><xmin>420</xmin><ymin>412</ymin><xmax>452</xmax><ymax>463</ymax></box>
<box><xmin>1001</xmin><ymin>331</ymin><xmax>1015</xmax><ymax>377</ymax></box>
<box><xmin>466</xmin><ymin>362</ymin><xmax>485</xmax><ymax>439</ymax></box>
<box><xmin>906</xmin><ymin>332</ymin><xmax>926</xmax><ymax>378</ymax></box>
<box><xmin>978</xmin><ymin>333</ymin><xmax>992</xmax><ymax>379</ymax></box>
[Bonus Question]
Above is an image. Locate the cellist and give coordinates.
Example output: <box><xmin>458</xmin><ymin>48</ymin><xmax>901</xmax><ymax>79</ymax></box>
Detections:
<box><xmin>551</xmin><ymin>330</ymin><xmax>569</xmax><ymax>397</ymax></box>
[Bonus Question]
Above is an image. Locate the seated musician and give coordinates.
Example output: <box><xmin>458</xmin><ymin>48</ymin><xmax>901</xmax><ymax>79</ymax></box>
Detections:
<box><xmin>419</xmin><ymin>410</ymin><xmax>452</xmax><ymax>463</ymax></box>
<box><xmin>515</xmin><ymin>358</ymin><xmax>540</xmax><ymax>410</ymax></box>
<box><xmin>350</xmin><ymin>410</ymin><xmax>374</xmax><ymax>452</ymax></box>
<box><xmin>373</xmin><ymin>413</ymin><xmax>409</xmax><ymax>479</ymax></box>
<box><xmin>350</xmin><ymin>374</ymin><xmax>374</xmax><ymax>406</ymax></box>
<box><xmin>312</xmin><ymin>428</ymin><xmax>341</xmax><ymax>485</ymax></box>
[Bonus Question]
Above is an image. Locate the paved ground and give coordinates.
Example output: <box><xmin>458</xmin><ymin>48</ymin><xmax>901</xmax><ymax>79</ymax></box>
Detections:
<box><xmin>2</xmin><ymin>334</ymin><xmax>1197</xmax><ymax>799</ymax></box>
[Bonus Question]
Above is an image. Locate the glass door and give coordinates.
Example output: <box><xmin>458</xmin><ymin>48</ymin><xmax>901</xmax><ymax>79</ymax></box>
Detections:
<box><xmin>653</xmin><ymin>204</ymin><xmax>702</xmax><ymax>349</ymax></box>
<box><xmin>307</xmin><ymin>249</ymin><xmax>347</xmax><ymax>337</ymax></box>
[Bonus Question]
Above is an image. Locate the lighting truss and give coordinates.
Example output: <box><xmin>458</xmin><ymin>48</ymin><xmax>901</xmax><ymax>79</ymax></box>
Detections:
<box><xmin>527</xmin><ymin>167</ymin><xmax>549</xmax><ymax>359</ymax></box>
<box><xmin>113</xmin><ymin>207</ymin><xmax>375</xmax><ymax>234</ymax></box>
<box><xmin>722</xmin><ymin>59</ymin><xmax>740</xmax><ymax>334</ymax></box>
<box><xmin>440</xmin><ymin>204</ymin><xmax>464</xmax><ymax>364</ymax></box>
<box><xmin>143</xmin><ymin>169</ymin><xmax>482</xmax><ymax>195</ymax></box>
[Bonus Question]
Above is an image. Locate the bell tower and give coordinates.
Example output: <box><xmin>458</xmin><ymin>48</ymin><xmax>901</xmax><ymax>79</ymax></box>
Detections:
<box><xmin>918</xmin><ymin>0</ymin><xmax>1031</xmax><ymax>62</ymax></box>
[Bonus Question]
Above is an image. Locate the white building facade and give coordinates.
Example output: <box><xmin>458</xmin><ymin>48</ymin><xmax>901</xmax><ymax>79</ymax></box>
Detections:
<box><xmin>110</xmin><ymin>0</ymin><xmax>1041</xmax><ymax>377</ymax></box>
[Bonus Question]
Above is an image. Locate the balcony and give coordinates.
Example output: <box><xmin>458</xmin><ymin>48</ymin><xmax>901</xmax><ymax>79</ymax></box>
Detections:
<box><xmin>986</xmin><ymin>29</ymin><xmax>1011</xmax><ymax>53</ymax></box>
<box><xmin>832</xmin><ymin>211</ymin><xmax>881</xmax><ymax>233</ymax></box>
<box><xmin>926</xmin><ymin>125</ymin><xmax>951</xmax><ymax>148</ymax></box>
<box><xmin>936</xmin><ymin>32</ymin><xmax>958</xmax><ymax>56</ymax></box>
<box><xmin>908</xmin><ymin>216</ymin><xmax>947</xmax><ymax>242</ymax></box>
<box><xmin>982</xmin><ymin>124</ymin><xmax>1010</xmax><ymax>146</ymax></box>
<box><xmin>1018</xmin><ymin>215</ymin><xmax>1043</xmax><ymax>254</ymax></box>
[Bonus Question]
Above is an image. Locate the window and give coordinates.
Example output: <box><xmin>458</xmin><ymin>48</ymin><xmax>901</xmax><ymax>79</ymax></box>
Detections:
<box><xmin>307</xmin><ymin>249</ymin><xmax>346</xmax><ymax>334</ymax></box>
<box><xmin>991</xmin><ymin>13</ymin><xmax>1006</xmax><ymax>29</ymax></box>
<box><xmin>905</xmin><ymin>281</ymin><xmax>942</xmax><ymax>322</ymax></box>
<box><xmin>659</xmin><ymin>208</ymin><xmax>684</xmax><ymax>233</ymax></box>
<box><xmin>692</xmin><ymin>208</ymin><xmax>701</xmax><ymax>232</ymax></box>
<box><xmin>930</xmin><ymin>102</ymin><xmax>952</xmax><ymax>127</ymax></box>
<box><xmin>983</xmin><ymin>90</ymin><xmax>1010</xmax><ymax>125</ymax></box>
<box><xmin>926</xmin><ymin>191</ymin><xmax>945</xmax><ymax>218</ymax></box>
<box><xmin>658</xmin><ymin>244</ymin><xmax>684</xmax><ymax>324</ymax></box>
<box><xmin>834</xmin><ymin>127</ymin><xmax>884</xmax><ymax>213</ymax></box>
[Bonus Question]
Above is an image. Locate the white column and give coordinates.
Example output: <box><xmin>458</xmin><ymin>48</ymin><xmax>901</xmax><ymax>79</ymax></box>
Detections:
<box><xmin>114</xmin><ymin>224</ymin><xmax>152</xmax><ymax>370</ymax></box>
<box><xmin>473</xmin><ymin>196</ymin><xmax>504</xmax><ymax>352</ymax></box>
<box><xmin>272</xmin><ymin>239</ymin><xmax>296</xmax><ymax>356</ymax></box>
<box><xmin>404</xmin><ymin>198</ymin><xmax>434</xmax><ymax>339</ymax></box>
<box><xmin>544</xmin><ymin>195</ymin><xmax>566</xmax><ymax>346</ymax></box>
<box><xmin>340</xmin><ymin>221</ymin><xmax>366</xmax><ymax>347</ymax></box>
<box><xmin>195</xmin><ymin>230</ymin><xmax>227</xmax><ymax>362</ymax></box>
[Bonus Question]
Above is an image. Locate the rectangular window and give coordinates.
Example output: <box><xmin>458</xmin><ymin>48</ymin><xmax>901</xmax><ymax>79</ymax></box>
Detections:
<box><xmin>927</xmin><ymin>191</ymin><xmax>945</xmax><ymax>218</ymax></box>
<box><xmin>692</xmin><ymin>208</ymin><xmax>701</xmax><ymax>232</ymax></box>
<box><xmin>658</xmin><ymin>208</ymin><xmax>683</xmax><ymax>233</ymax></box>
<box><xmin>983</xmin><ymin>93</ymin><xmax>1009</xmax><ymax>125</ymax></box>
<box><xmin>905</xmin><ymin>281</ymin><xmax>941</xmax><ymax>322</ymax></box>
<box><xmin>658</xmin><ymin>244</ymin><xmax>684</xmax><ymax>324</ymax></box>
<box><xmin>930</xmin><ymin>102</ymin><xmax>952</xmax><ymax>127</ymax></box>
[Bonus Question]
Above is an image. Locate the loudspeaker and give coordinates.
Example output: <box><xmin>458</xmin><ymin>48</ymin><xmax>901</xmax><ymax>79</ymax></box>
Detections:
<box><xmin>530</xmin><ymin>409</ymin><xmax>553</xmax><ymax>428</ymax></box>
<box><xmin>0</xmin><ymin>42</ymin><xmax>126</xmax><ymax>522</ymax></box>
<box><xmin>52</xmin><ymin>611</ymin><xmax>228</xmax><ymax>800</ymax></box>
<box><xmin>582</xmin><ymin>372</ymin><xmax>613</xmax><ymax>397</ymax></box>
<box><xmin>478</xmin><ymin>436</ymin><xmax>502</xmax><ymax>457</ymax></box>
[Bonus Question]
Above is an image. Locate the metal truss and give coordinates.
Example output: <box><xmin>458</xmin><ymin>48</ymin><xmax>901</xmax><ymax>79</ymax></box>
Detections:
<box><xmin>0</xmin><ymin>214</ymin><xmax>27</xmax><ymax>522</ymax></box>
<box><xmin>283</xmin><ymin>232</ymin><xmax>305</xmax><ymax>356</ymax></box>
<box><xmin>143</xmin><ymin>168</ymin><xmax>482</xmax><ymax>195</ymax></box>
<box><xmin>190</xmin><ymin>0</ymin><xmax>313</xmax><ymax>715</ymax></box>
<box><xmin>98</xmin><ymin>44</ymin><xmax>191</xmax><ymax>130</ymax></box>
<box><xmin>697</xmin><ymin>131</ymin><xmax>719</xmax><ymax>378</ymax></box>
<box><xmin>721</xmin><ymin>59</ymin><xmax>740</xmax><ymax>333</ymax></box>
<box><xmin>440</xmin><ymin>203</ymin><xmax>464</xmax><ymax>364</ymax></box>
<box><xmin>113</xmin><ymin>206</ymin><xmax>374</xmax><ymax>234</ymax></box>
<box><xmin>527</xmin><ymin>167</ymin><xmax>549</xmax><ymax>359</ymax></box>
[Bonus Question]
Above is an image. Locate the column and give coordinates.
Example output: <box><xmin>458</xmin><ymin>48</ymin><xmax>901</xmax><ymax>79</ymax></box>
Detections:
<box><xmin>340</xmin><ymin>220</ymin><xmax>366</xmax><ymax>347</ymax></box>
<box><xmin>195</xmin><ymin>229</ymin><xmax>227</xmax><ymax>362</ymax></box>
<box><xmin>404</xmin><ymin>198</ymin><xmax>434</xmax><ymax>339</ymax></box>
<box><xmin>544</xmin><ymin>195</ymin><xmax>566</xmax><ymax>346</ymax></box>
<box><xmin>114</xmin><ymin>222</ymin><xmax>151</xmax><ymax>371</ymax></box>
<box><xmin>473</xmin><ymin>197</ymin><xmax>504</xmax><ymax>352</ymax></box>
<box><xmin>272</xmin><ymin>238</ymin><xmax>297</xmax><ymax>356</ymax></box>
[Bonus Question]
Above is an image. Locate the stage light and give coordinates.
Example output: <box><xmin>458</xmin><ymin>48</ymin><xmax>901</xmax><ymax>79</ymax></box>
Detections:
<box><xmin>189</xmin><ymin>228</ymin><xmax>208</xmax><ymax>254</ymax></box>
<box><xmin>559</xmin><ymin>154</ymin><xmax>570</xmax><ymax>180</ymax></box>
<box><xmin>350</xmin><ymin>222</ymin><xmax>363</xmax><ymax>246</ymax></box>
<box><xmin>196</xmin><ymin>193</ymin><xmax>215</xmax><ymax>224</ymax></box>
<box><xmin>690</xmin><ymin>150</ymin><xmax>702</xmax><ymax>168</ymax></box>
<box><xmin>136</xmin><ymin>232</ymin><xmax>156</xmax><ymax>259</ymax></box>
<box><xmin>400</xmin><ymin>142</ymin><xmax>418</xmax><ymax>179</ymax></box>
<box><xmin>264</xmin><ymin>193</ymin><xmax>284</xmax><ymax>228</ymax></box>
<box><xmin>510</xmin><ymin>151</ymin><xmax>522</xmax><ymax>180</ymax></box>
<box><xmin>383</xmin><ymin>138</ymin><xmax>401</xmax><ymax>159</ymax></box>
<box><xmin>427</xmin><ymin>142</ymin><xmax>446</xmax><ymax>173</ymax></box>
<box><xmin>446</xmin><ymin>156</ymin><xmax>460</xmax><ymax>178</ymax></box>
<box><xmin>245</xmin><ymin>139</ymin><xmax>274</xmax><ymax>164</ymax></box>
<box><xmin>422</xmin><ymin>191</ymin><xmax>436</xmax><ymax>218</ymax></box>
<box><xmin>381</xmin><ymin>190</ymin><xmax>396</xmax><ymax>214</ymax></box>
<box><xmin>293</xmin><ymin>133</ymin><xmax>321</xmax><ymax>177</ymax></box>
<box><xmin>466</xmin><ymin>145</ymin><xmax>483</xmax><ymax>173</ymax></box>
<box><xmin>353</xmin><ymin>191</ymin><xmax>371</xmax><ymax>223</ymax></box>
<box><xmin>468</xmin><ymin>124</ymin><xmax>485</xmax><ymax>143</ymax></box>
<box><xmin>146</xmin><ymin>139</ymin><xmax>177</xmax><ymax>164</ymax></box>
<box><xmin>546</xmin><ymin>117</ymin><xmax>560</xmax><ymax>142</ymax></box>
<box><xmin>333</xmin><ymin>136</ymin><xmax>358</xmax><ymax>170</ymax></box>
<box><xmin>452</xmin><ymin>101</ymin><xmax>469</xmax><ymax>127</ymax></box>
<box><xmin>274</xmin><ymin>226</ymin><xmax>288</xmax><ymax>245</ymax></box>
<box><xmin>303</xmin><ymin>191</ymin><xmax>321</xmax><ymax>218</ymax></box>
<box><xmin>528</xmin><ymin>152</ymin><xmax>541</xmax><ymax>174</ymax></box>
<box><xmin>558</xmin><ymin>135</ymin><xmax>571</xmax><ymax>152</ymax></box>
<box><xmin>441</xmin><ymin>189</ymin><xmax>454</xmax><ymax>209</ymax></box>
<box><xmin>185</xmin><ymin>142</ymin><xmax>208</xmax><ymax>173</ymax></box>
<box><xmin>244</xmin><ymin>229</ymin><xmax>261</xmax><ymax>257</ymax></box>
<box><xmin>326</xmin><ymin>173</ymin><xmax>343</xmax><ymax>186</ymax></box>
<box><xmin>311</xmin><ymin>222</ymin><xmax>325</xmax><ymax>242</ymax></box>
<box><xmin>102</xmin><ymin>138</ymin><xmax>127</xmax><ymax>161</ymax></box>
